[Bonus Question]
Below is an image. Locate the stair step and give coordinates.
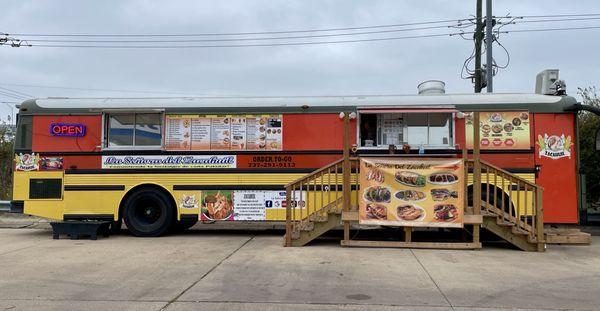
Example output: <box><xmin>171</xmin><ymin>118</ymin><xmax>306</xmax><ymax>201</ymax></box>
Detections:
<box><xmin>511</xmin><ymin>226</ymin><xmax>530</xmax><ymax>236</ymax></box>
<box><xmin>496</xmin><ymin>220</ymin><xmax>514</xmax><ymax>227</ymax></box>
<box><xmin>300</xmin><ymin>222</ymin><xmax>315</xmax><ymax>232</ymax></box>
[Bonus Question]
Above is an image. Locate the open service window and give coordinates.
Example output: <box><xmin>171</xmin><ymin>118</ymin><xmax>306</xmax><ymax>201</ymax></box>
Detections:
<box><xmin>103</xmin><ymin>112</ymin><xmax>163</xmax><ymax>149</ymax></box>
<box><xmin>358</xmin><ymin>111</ymin><xmax>454</xmax><ymax>149</ymax></box>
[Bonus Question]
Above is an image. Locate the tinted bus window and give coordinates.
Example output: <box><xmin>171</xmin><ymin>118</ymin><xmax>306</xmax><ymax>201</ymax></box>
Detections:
<box><xmin>108</xmin><ymin>114</ymin><xmax>134</xmax><ymax>147</ymax></box>
<box><xmin>135</xmin><ymin>113</ymin><xmax>162</xmax><ymax>146</ymax></box>
<box><xmin>14</xmin><ymin>115</ymin><xmax>32</xmax><ymax>151</ymax></box>
<box><xmin>106</xmin><ymin>113</ymin><xmax>162</xmax><ymax>148</ymax></box>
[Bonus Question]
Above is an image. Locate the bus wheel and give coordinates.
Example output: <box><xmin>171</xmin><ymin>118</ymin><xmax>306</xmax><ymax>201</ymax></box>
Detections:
<box><xmin>172</xmin><ymin>218</ymin><xmax>198</xmax><ymax>232</ymax></box>
<box><xmin>123</xmin><ymin>188</ymin><xmax>174</xmax><ymax>237</ymax></box>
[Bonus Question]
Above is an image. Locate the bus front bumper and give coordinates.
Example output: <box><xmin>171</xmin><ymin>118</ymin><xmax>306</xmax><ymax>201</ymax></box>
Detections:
<box><xmin>9</xmin><ymin>201</ymin><xmax>24</xmax><ymax>214</ymax></box>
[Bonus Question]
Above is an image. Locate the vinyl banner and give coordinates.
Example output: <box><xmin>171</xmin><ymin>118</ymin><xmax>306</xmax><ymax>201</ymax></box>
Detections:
<box><xmin>359</xmin><ymin>158</ymin><xmax>464</xmax><ymax>228</ymax></box>
<box><xmin>101</xmin><ymin>155</ymin><xmax>236</xmax><ymax>169</ymax></box>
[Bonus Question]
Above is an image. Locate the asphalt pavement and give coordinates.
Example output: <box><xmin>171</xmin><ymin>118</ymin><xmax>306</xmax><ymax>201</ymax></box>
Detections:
<box><xmin>0</xmin><ymin>225</ymin><xmax>599</xmax><ymax>311</ymax></box>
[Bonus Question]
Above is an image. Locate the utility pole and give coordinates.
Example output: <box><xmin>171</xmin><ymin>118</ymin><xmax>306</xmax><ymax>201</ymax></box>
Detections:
<box><xmin>473</xmin><ymin>0</ymin><xmax>484</xmax><ymax>93</ymax></box>
<box><xmin>485</xmin><ymin>0</ymin><xmax>493</xmax><ymax>92</ymax></box>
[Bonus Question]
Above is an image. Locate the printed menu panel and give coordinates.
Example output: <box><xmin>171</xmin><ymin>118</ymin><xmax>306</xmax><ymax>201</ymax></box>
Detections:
<box><xmin>359</xmin><ymin>157</ymin><xmax>464</xmax><ymax>228</ymax></box>
<box><xmin>196</xmin><ymin>190</ymin><xmax>304</xmax><ymax>221</ymax></box>
<box><xmin>466</xmin><ymin>111</ymin><xmax>531</xmax><ymax>150</ymax></box>
<box><xmin>165</xmin><ymin>115</ymin><xmax>191</xmax><ymax>150</ymax></box>
<box><xmin>165</xmin><ymin>115</ymin><xmax>283</xmax><ymax>151</ymax></box>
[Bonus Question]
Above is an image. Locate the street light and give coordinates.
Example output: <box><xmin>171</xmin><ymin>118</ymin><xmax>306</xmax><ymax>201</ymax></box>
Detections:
<box><xmin>3</xmin><ymin>103</ymin><xmax>14</xmax><ymax>126</ymax></box>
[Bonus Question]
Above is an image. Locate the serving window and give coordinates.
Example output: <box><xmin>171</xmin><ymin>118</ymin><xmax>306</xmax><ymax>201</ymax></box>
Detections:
<box><xmin>104</xmin><ymin>112</ymin><xmax>163</xmax><ymax>149</ymax></box>
<box><xmin>358</xmin><ymin>112</ymin><xmax>453</xmax><ymax>149</ymax></box>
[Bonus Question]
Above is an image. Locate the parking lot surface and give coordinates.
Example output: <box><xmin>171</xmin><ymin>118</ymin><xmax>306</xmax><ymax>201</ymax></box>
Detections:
<box><xmin>0</xmin><ymin>228</ymin><xmax>599</xmax><ymax>311</ymax></box>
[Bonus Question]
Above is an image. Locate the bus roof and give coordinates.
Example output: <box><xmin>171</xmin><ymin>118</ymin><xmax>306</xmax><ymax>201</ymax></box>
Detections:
<box><xmin>18</xmin><ymin>93</ymin><xmax>578</xmax><ymax>114</ymax></box>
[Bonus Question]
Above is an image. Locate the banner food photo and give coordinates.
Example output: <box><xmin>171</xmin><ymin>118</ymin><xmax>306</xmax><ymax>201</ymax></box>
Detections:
<box><xmin>359</xmin><ymin>158</ymin><xmax>464</xmax><ymax>228</ymax></box>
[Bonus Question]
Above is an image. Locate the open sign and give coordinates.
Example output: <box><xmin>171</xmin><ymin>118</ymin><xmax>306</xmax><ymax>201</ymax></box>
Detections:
<box><xmin>50</xmin><ymin>123</ymin><xmax>86</xmax><ymax>137</ymax></box>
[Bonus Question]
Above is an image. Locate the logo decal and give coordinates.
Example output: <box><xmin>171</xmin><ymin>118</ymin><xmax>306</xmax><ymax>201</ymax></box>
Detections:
<box><xmin>40</xmin><ymin>157</ymin><xmax>64</xmax><ymax>170</ymax></box>
<box><xmin>537</xmin><ymin>134</ymin><xmax>573</xmax><ymax>159</ymax></box>
<box><xmin>180</xmin><ymin>194</ymin><xmax>199</xmax><ymax>209</ymax></box>
<box><xmin>15</xmin><ymin>153</ymin><xmax>40</xmax><ymax>171</ymax></box>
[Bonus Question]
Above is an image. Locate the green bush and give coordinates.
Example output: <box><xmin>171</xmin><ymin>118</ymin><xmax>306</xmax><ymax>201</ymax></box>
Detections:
<box><xmin>0</xmin><ymin>121</ymin><xmax>13</xmax><ymax>200</ymax></box>
<box><xmin>578</xmin><ymin>87</ymin><xmax>600</xmax><ymax>213</ymax></box>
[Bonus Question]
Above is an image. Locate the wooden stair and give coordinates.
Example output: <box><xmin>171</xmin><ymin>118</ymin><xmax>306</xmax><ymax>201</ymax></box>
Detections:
<box><xmin>284</xmin><ymin>158</ymin><xmax>546</xmax><ymax>252</ymax></box>
<box><xmin>285</xmin><ymin>212</ymin><xmax>341</xmax><ymax>247</ymax></box>
<box><xmin>482</xmin><ymin>213</ymin><xmax>539</xmax><ymax>251</ymax></box>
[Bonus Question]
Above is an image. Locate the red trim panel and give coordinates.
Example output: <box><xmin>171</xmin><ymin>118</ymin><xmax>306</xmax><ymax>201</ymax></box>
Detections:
<box><xmin>533</xmin><ymin>113</ymin><xmax>578</xmax><ymax>224</ymax></box>
<box><xmin>32</xmin><ymin>115</ymin><xmax>102</xmax><ymax>152</ymax></box>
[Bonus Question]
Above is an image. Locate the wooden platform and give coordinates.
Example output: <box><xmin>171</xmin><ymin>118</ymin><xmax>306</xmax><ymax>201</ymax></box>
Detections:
<box><xmin>341</xmin><ymin>240</ymin><xmax>482</xmax><ymax>249</ymax></box>
<box><xmin>545</xmin><ymin>227</ymin><xmax>591</xmax><ymax>245</ymax></box>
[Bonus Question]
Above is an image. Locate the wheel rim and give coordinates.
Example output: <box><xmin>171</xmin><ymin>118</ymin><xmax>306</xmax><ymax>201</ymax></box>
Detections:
<box><xmin>133</xmin><ymin>197</ymin><xmax>163</xmax><ymax>225</ymax></box>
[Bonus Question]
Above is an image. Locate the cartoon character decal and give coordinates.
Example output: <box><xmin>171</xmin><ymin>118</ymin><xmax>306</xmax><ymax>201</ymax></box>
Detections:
<box><xmin>15</xmin><ymin>153</ymin><xmax>40</xmax><ymax>171</ymax></box>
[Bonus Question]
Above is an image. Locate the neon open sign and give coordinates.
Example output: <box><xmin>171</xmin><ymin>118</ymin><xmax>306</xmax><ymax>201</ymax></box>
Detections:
<box><xmin>50</xmin><ymin>123</ymin><xmax>86</xmax><ymax>137</ymax></box>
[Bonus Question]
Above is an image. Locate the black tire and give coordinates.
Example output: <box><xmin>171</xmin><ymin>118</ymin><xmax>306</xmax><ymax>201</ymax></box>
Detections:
<box><xmin>123</xmin><ymin>188</ymin><xmax>174</xmax><ymax>237</ymax></box>
<box><xmin>172</xmin><ymin>218</ymin><xmax>198</xmax><ymax>232</ymax></box>
<box><xmin>110</xmin><ymin>219</ymin><xmax>122</xmax><ymax>234</ymax></box>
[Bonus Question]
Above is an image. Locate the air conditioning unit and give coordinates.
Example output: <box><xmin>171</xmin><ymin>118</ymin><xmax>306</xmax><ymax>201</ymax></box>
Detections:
<box><xmin>535</xmin><ymin>69</ymin><xmax>566</xmax><ymax>95</ymax></box>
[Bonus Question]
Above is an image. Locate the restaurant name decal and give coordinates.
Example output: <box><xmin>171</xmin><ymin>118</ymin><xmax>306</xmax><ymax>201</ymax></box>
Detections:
<box><xmin>101</xmin><ymin>155</ymin><xmax>237</xmax><ymax>169</ymax></box>
<box><xmin>537</xmin><ymin>134</ymin><xmax>573</xmax><ymax>159</ymax></box>
<box><xmin>50</xmin><ymin>122</ymin><xmax>86</xmax><ymax>137</ymax></box>
<box><xmin>359</xmin><ymin>157</ymin><xmax>464</xmax><ymax>228</ymax></box>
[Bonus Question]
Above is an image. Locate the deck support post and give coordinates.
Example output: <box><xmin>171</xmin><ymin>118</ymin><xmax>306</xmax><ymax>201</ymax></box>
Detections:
<box><xmin>342</xmin><ymin>112</ymin><xmax>351</xmax><ymax>243</ymax></box>
<box><xmin>472</xmin><ymin>112</ymin><xmax>482</xmax><ymax>245</ymax></box>
<box><xmin>536</xmin><ymin>187</ymin><xmax>545</xmax><ymax>251</ymax></box>
<box><xmin>285</xmin><ymin>186</ymin><xmax>292</xmax><ymax>247</ymax></box>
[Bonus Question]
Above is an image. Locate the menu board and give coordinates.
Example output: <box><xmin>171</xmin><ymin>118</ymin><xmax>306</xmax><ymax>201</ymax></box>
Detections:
<box><xmin>466</xmin><ymin>111</ymin><xmax>531</xmax><ymax>150</ymax></box>
<box><xmin>232</xmin><ymin>190</ymin><xmax>268</xmax><ymax>220</ymax></box>
<box><xmin>359</xmin><ymin>157</ymin><xmax>464</xmax><ymax>228</ymax></box>
<box><xmin>165</xmin><ymin>115</ymin><xmax>283</xmax><ymax>151</ymax></box>
<box><xmin>165</xmin><ymin>115</ymin><xmax>191</xmax><ymax>150</ymax></box>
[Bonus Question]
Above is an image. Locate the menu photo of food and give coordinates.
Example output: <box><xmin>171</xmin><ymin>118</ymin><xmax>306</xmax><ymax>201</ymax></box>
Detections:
<box><xmin>200</xmin><ymin>190</ymin><xmax>234</xmax><ymax>221</ymax></box>
<box><xmin>359</xmin><ymin>158</ymin><xmax>464</xmax><ymax>228</ymax></box>
<box><xmin>265</xmin><ymin>116</ymin><xmax>283</xmax><ymax>150</ymax></box>
<box><xmin>466</xmin><ymin>111</ymin><xmax>531</xmax><ymax>150</ymax></box>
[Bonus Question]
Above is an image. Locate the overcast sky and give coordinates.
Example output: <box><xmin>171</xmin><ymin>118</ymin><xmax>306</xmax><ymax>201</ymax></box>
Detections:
<box><xmin>1</xmin><ymin>0</ymin><xmax>599</xmax><ymax>121</ymax></box>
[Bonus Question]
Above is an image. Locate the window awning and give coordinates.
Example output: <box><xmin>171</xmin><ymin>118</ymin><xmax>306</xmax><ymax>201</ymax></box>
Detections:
<box><xmin>357</xmin><ymin>107</ymin><xmax>457</xmax><ymax>113</ymax></box>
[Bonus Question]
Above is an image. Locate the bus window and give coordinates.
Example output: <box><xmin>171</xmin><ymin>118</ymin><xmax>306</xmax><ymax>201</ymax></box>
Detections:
<box><xmin>134</xmin><ymin>114</ymin><xmax>162</xmax><ymax>146</ymax></box>
<box><xmin>14</xmin><ymin>115</ymin><xmax>32</xmax><ymax>151</ymax></box>
<box><xmin>106</xmin><ymin>113</ymin><xmax>162</xmax><ymax>149</ymax></box>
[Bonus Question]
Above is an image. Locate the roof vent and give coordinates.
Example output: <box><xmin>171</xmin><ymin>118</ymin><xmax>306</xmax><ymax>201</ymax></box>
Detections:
<box><xmin>417</xmin><ymin>80</ymin><xmax>445</xmax><ymax>95</ymax></box>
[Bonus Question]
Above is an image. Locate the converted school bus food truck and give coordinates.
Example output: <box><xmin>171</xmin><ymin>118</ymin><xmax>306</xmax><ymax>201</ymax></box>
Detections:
<box><xmin>9</xmin><ymin>85</ymin><xmax>581</xmax><ymax>238</ymax></box>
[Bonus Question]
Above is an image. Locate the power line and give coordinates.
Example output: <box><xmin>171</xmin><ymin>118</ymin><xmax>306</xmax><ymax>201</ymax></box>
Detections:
<box><xmin>4</xmin><ymin>19</ymin><xmax>462</xmax><ymax>37</ymax></box>
<box><xmin>500</xmin><ymin>25</ymin><xmax>600</xmax><ymax>34</ymax></box>
<box><xmin>9</xmin><ymin>32</ymin><xmax>466</xmax><ymax>49</ymax></box>
<box><xmin>516</xmin><ymin>13</ymin><xmax>600</xmax><ymax>18</ymax></box>
<box><xmin>0</xmin><ymin>86</ymin><xmax>34</xmax><ymax>98</ymax></box>
<box><xmin>0</xmin><ymin>82</ymin><xmax>232</xmax><ymax>96</ymax></box>
<box><xmin>0</xmin><ymin>91</ymin><xmax>25</xmax><ymax>100</ymax></box>
<box><xmin>512</xmin><ymin>16</ymin><xmax>600</xmax><ymax>24</ymax></box>
<box><xmin>22</xmin><ymin>24</ymin><xmax>457</xmax><ymax>43</ymax></box>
